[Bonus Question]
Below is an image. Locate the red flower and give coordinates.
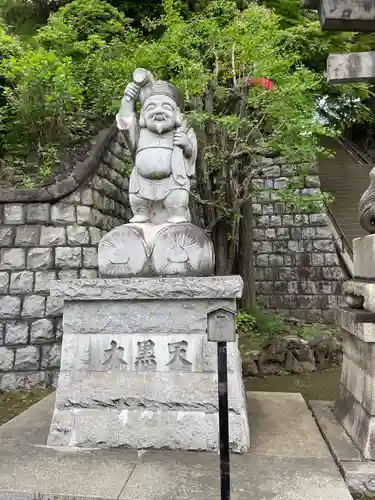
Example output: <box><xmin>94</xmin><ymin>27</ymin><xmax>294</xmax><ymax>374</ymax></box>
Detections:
<box><xmin>246</xmin><ymin>76</ymin><xmax>275</xmax><ymax>90</ymax></box>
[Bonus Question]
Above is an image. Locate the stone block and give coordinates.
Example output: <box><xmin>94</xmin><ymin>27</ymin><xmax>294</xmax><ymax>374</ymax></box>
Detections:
<box><xmin>52</xmin><ymin>276</ymin><xmax>243</xmax><ymax>301</ymax></box>
<box><xmin>9</xmin><ymin>270</ymin><xmax>34</xmax><ymax>293</ymax></box>
<box><xmin>0</xmin><ymin>370</ymin><xmax>45</xmax><ymax>391</ymax></box>
<box><xmin>40</xmin><ymin>226</ymin><xmax>66</xmax><ymax>246</ymax></box>
<box><xmin>0</xmin><ymin>248</ymin><xmax>25</xmax><ymax>270</ymax></box>
<box><xmin>34</xmin><ymin>271</ymin><xmax>57</xmax><ymax>293</ymax></box>
<box><xmin>27</xmin><ymin>247</ymin><xmax>53</xmax><ymax>270</ymax></box>
<box><xmin>83</xmin><ymin>247</ymin><xmax>97</xmax><ymax>268</ymax></box>
<box><xmin>4</xmin><ymin>204</ymin><xmax>24</xmax><ymax>224</ymax></box>
<box><xmin>46</xmin><ymin>295</ymin><xmax>63</xmax><ymax>317</ymax></box>
<box><xmin>58</xmin><ymin>270</ymin><xmax>79</xmax><ymax>280</ymax></box>
<box><xmin>41</xmin><ymin>343</ymin><xmax>61</xmax><ymax>369</ymax></box>
<box><xmin>59</xmin><ymin>331</ymin><xmax>239</xmax><ymax>374</ymax></box>
<box><xmin>56</xmin><ymin>370</ymin><xmax>244</xmax><ymax>411</ymax></box>
<box><xmin>335</xmin><ymin>385</ymin><xmax>375</xmax><ymax>460</ymax></box>
<box><xmin>55</xmin><ymin>246</ymin><xmax>82</xmax><ymax>269</ymax></box>
<box><xmin>15</xmin><ymin>225</ymin><xmax>40</xmax><ymax>247</ymax></box>
<box><xmin>0</xmin><ymin>346</ymin><xmax>13</xmax><ymax>371</ymax></box>
<box><xmin>80</xmin><ymin>188</ymin><xmax>94</xmax><ymax>206</ymax></box>
<box><xmin>0</xmin><ymin>272</ymin><xmax>9</xmax><ymax>294</ymax></box>
<box><xmin>0</xmin><ymin>227</ymin><xmax>14</xmax><ymax>247</ymax></box>
<box><xmin>14</xmin><ymin>345</ymin><xmax>39</xmax><ymax>370</ymax></box>
<box><xmin>0</xmin><ymin>295</ymin><xmax>21</xmax><ymax>318</ymax></box>
<box><xmin>328</xmin><ymin>51</ymin><xmax>375</xmax><ymax>85</ymax></box>
<box><xmin>26</xmin><ymin>204</ymin><xmax>50</xmax><ymax>223</ymax></box>
<box><xmin>67</xmin><ymin>225</ymin><xmax>90</xmax><ymax>245</ymax></box>
<box><xmin>89</xmin><ymin>227</ymin><xmax>102</xmax><ymax>245</ymax></box>
<box><xmin>51</xmin><ymin>203</ymin><xmax>76</xmax><ymax>223</ymax></box>
<box><xmin>30</xmin><ymin>318</ymin><xmax>54</xmax><ymax>343</ymax></box>
<box><xmin>63</xmin><ymin>298</ymin><xmax>235</xmax><ymax>336</ymax></box>
<box><xmin>353</xmin><ymin>235</ymin><xmax>375</xmax><ymax>279</ymax></box>
<box><xmin>55</xmin><ymin>318</ymin><xmax>63</xmax><ymax>340</ymax></box>
<box><xmin>22</xmin><ymin>295</ymin><xmax>46</xmax><ymax>317</ymax></box>
<box><xmin>48</xmin><ymin>406</ymin><xmax>249</xmax><ymax>452</ymax></box>
<box><xmin>76</xmin><ymin>205</ymin><xmax>94</xmax><ymax>225</ymax></box>
<box><xmin>5</xmin><ymin>321</ymin><xmax>29</xmax><ymax>345</ymax></box>
<box><xmin>80</xmin><ymin>269</ymin><xmax>98</xmax><ymax>279</ymax></box>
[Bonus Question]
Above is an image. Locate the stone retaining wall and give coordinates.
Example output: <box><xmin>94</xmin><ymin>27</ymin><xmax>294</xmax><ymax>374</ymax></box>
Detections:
<box><xmin>0</xmin><ymin>126</ymin><xmax>344</xmax><ymax>390</ymax></box>
<box><xmin>0</xmin><ymin>127</ymin><xmax>130</xmax><ymax>391</ymax></box>
<box><xmin>252</xmin><ymin>160</ymin><xmax>344</xmax><ymax>323</ymax></box>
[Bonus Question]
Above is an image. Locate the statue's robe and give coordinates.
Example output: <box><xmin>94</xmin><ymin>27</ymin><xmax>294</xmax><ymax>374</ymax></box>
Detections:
<box><xmin>116</xmin><ymin>112</ymin><xmax>197</xmax><ymax>201</ymax></box>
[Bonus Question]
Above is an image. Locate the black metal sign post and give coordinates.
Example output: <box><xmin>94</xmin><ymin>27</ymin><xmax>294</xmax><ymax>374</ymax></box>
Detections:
<box><xmin>207</xmin><ymin>307</ymin><xmax>237</xmax><ymax>500</ymax></box>
<box><xmin>218</xmin><ymin>341</ymin><xmax>230</xmax><ymax>500</ymax></box>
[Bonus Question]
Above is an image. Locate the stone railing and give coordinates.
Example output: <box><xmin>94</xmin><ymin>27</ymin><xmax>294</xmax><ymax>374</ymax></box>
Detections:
<box><xmin>0</xmin><ymin>125</ymin><xmax>131</xmax><ymax>391</ymax></box>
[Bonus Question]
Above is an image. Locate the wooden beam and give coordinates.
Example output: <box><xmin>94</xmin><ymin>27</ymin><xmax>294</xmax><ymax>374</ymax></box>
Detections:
<box><xmin>327</xmin><ymin>51</ymin><xmax>375</xmax><ymax>84</ymax></box>
<box><xmin>303</xmin><ymin>0</ymin><xmax>375</xmax><ymax>32</ymax></box>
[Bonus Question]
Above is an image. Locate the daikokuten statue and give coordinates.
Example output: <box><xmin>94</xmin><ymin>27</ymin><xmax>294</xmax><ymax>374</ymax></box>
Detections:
<box><xmin>116</xmin><ymin>68</ymin><xmax>197</xmax><ymax>224</ymax></box>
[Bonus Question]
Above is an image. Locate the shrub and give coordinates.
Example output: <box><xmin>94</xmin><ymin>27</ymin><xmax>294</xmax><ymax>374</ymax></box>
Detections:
<box><xmin>0</xmin><ymin>47</ymin><xmax>84</xmax><ymax>154</ymax></box>
<box><xmin>37</xmin><ymin>0</ymin><xmax>131</xmax><ymax>46</ymax></box>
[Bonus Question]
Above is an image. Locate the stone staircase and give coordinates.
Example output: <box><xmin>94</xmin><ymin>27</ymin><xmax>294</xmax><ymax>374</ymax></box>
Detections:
<box><xmin>319</xmin><ymin>136</ymin><xmax>372</xmax><ymax>277</ymax></box>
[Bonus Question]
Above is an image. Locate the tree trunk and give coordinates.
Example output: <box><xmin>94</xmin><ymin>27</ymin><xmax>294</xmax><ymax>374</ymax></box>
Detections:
<box><xmin>239</xmin><ymin>197</ymin><xmax>256</xmax><ymax>309</ymax></box>
<box><xmin>213</xmin><ymin>222</ymin><xmax>229</xmax><ymax>276</ymax></box>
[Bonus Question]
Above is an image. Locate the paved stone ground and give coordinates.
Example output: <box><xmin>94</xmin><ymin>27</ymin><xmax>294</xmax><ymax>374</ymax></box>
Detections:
<box><xmin>311</xmin><ymin>400</ymin><xmax>375</xmax><ymax>497</ymax></box>
<box><xmin>0</xmin><ymin>392</ymin><xmax>352</xmax><ymax>500</ymax></box>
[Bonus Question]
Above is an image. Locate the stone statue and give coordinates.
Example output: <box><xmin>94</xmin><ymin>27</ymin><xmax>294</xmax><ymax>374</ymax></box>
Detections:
<box><xmin>116</xmin><ymin>68</ymin><xmax>197</xmax><ymax>224</ymax></box>
<box><xmin>99</xmin><ymin>68</ymin><xmax>214</xmax><ymax>278</ymax></box>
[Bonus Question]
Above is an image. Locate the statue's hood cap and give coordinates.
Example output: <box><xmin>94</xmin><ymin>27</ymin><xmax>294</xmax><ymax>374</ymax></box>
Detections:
<box><xmin>140</xmin><ymin>81</ymin><xmax>183</xmax><ymax>108</ymax></box>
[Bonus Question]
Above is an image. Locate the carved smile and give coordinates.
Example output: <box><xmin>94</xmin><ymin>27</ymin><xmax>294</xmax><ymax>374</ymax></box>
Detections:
<box><xmin>153</xmin><ymin>114</ymin><xmax>166</xmax><ymax>122</ymax></box>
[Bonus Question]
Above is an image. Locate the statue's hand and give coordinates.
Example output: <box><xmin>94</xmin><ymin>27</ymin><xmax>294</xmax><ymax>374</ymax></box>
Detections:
<box><xmin>124</xmin><ymin>82</ymin><xmax>139</xmax><ymax>101</ymax></box>
<box><xmin>173</xmin><ymin>129</ymin><xmax>192</xmax><ymax>157</ymax></box>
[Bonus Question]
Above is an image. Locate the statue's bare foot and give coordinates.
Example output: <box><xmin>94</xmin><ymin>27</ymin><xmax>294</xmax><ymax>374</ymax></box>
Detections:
<box><xmin>130</xmin><ymin>215</ymin><xmax>150</xmax><ymax>223</ymax></box>
<box><xmin>167</xmin><ymin>216</ymin><xmax>188</xmax><ymax>224</ymax></box>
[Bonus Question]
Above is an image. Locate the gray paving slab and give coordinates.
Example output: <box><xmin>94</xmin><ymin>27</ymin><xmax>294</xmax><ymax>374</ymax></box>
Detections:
<box><xmin>309</xmin><ymin>400</ymin><xmax>362</xmax><ymax>462</ymax></box>
<box><xmin>247</xmin><ymin>391</ymin><xmax>331</xmax><ymax>458</ymax></box>
<box><xmin>0</xmin><ymin>391</ymin><xmax>352</xmax><ymax>500</ymax></box>
<box><xmin>120</xmin><ymin>450</ymin><xmax>351</xmax><ymax>500</ymax></box>
<box><xmin>0</xmin><ymin>393</ymin><xmax>55</xmax><ymax>446</ymax></box>
<box><xmin>0</xmin><ymin>444</ymin><xmax>137</xmax><ymax>500</ymax></box>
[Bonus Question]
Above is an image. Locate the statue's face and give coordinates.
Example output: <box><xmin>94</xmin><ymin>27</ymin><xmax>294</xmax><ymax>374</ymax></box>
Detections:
<box><xmin>142</xmin><ymin>95</ymin><xmax>178</xmax><ymax>134</ymax></box>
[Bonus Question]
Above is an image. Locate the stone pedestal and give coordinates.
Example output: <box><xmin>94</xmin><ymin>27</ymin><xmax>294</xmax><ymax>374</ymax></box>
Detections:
<box><xmin>335</xmin><ymin>307</ymin><xmax>375</xmax><ymax>459</ymax></box>
<box><xmin>47</xmin><ymin>276</ymin><xmax>250</xmax><ymax>453</ymax></box>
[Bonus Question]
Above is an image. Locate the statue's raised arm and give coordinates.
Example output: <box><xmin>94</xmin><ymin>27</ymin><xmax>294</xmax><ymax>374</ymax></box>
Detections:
<box><xmin>115</xmin><ymin>68</ymin><xmax>197</xmax><ymax>225</ymax></box>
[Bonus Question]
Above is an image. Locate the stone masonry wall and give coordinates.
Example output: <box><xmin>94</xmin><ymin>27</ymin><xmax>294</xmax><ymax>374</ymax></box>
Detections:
<box><xmin>0</xmin><ymin>127</ymin><xmax>130</xmax><ymax>391</ymax></box>
<box><xmin>0</xmin><ymin>129</ymin><xmax>345</xmax><ymax>390</ymax></box>
<box><xmin>252</xmin><ymin>159</ymin><xmax>344</xmax><ymax>323</ymax></box>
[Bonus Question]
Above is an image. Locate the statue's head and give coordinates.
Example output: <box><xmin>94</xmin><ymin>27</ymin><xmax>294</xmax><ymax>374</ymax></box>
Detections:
<box><xmin>139</xmin><ymin>80</ymin><xmax>183</xmax><ymax>134</ymax></box>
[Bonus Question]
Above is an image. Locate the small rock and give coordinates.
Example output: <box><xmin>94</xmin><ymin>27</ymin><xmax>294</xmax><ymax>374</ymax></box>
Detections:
<box><xmin>300</xmin><ymin>360</ymin><xmax>316</xmax><ymax>372</ymax></box>
<box><xmin>284</xmin><ymin>351</ymin><xmax>304</xmax><ymax>374</ymax></box>
<box><xmin>242</xmin><ymin>356</ymin><xmax>259</xmax><ymax>376</ymax></box>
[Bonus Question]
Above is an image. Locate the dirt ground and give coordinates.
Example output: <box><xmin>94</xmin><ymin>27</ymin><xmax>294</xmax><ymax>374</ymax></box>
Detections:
<box><xmin>0</xmin><ymin>388</ymin><xmax>52</xmax><ymax>426</ymax></box>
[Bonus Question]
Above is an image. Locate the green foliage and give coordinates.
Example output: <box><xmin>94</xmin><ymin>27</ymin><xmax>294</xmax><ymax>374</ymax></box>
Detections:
<box><xmin>0</xmin><ymin>0</ymin><xmax>66</xmax><ymax>37</ymax></box>
<box><xmin>0</xmin><ymin>47</ymin><xmax>83</xmax><ymax>153</ymax></box>
<box><xmin>0</xmin><ymin>22</ymin><xmax>23</xmax><ymax>58</ymax></box>
<box><xmin>36</xmin><ymin>0</ymin><xmax>131</xmax><ymax>47</ymax></box>
<box><xmin>237</xmin><ymin>306</ymin><xmax>286</xmax><ymax>338</ymax></box>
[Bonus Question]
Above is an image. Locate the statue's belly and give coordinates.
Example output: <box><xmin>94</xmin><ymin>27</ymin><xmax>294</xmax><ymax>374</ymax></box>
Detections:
<box><xmin>135</xmin><ymin>149</ymin><xmax>172</xmax><ymax>179</ymax></box>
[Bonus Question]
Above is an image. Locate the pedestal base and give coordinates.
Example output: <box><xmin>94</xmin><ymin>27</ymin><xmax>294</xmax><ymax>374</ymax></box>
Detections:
<box><xmin>311</xmin><ymin>400</ymin><xmax>375</xmax><ymax>497</ymax></box>
<box><xmin>48</xmin><ymin>276</ymin><xmax>250</xmax><ymax>453</ymax></box>
<box><xmin>335</xmin><ymin>306</ymin><xmax>375</xmax><ymax>459</ymax></box>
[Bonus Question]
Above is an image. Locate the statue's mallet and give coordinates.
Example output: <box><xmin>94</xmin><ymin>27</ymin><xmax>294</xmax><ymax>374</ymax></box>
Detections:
<box><xmin>125</xmin><ymin>68</ymin><xmax>154</xmax><ymax>102</ymax></box>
